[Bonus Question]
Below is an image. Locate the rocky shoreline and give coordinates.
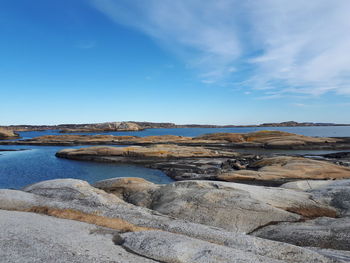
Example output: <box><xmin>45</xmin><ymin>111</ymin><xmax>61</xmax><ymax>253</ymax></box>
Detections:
<box><xmin>2</xmin><ymin>130</ymin><xmax>350</xmax><ymax>150</ymax></box>
<box><xmin>1</xmin><ymin>177</ymin><xmax>350</xmax><ymax>262</ymax></box>
<box><xmin>54</xmin><ymin>144</ymin><xmax>350</xmax><ymax>184</ymax></box>
<box><xmin>2</xmin><ymin>129</ymin><xmax>350</xmax><ymax>262</ymax></box>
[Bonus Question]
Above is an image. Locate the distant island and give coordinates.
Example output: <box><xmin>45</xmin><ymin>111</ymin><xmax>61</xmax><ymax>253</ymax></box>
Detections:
<box><xmin>1</xmin><ymin>120</ymin><xmax>350</xmax><ymax>133</ymax></box>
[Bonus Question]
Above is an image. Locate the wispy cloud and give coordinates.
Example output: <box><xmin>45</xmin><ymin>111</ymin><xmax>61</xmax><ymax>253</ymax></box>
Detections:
<box><xmin>90</xmin><ymin>0</ymin><xmax>350</xmax><ymax>96</ymax></box>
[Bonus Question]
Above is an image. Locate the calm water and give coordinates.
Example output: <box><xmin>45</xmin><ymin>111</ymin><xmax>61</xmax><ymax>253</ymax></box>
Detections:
<box><xmin>1</xmin><ymin>126</ymin><xmax>350</xmax><ymax>189</ymax></box>
<box><xmin>0</xmin><ymin>145</ymin><xmax>172</xmax><ymax>189</ymax></box>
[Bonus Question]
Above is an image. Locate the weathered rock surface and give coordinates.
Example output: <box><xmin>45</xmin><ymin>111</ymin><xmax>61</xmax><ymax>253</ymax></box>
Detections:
<box><xmin>56</xmin><ymin>145</ymin><xmax>350</xmax><ymax>183</ymax></box>
<box><xmin>218</xmin><ymin>156</ymin><xmax>350</xmax><ymax>185</ymax></box>
<box><xmin>310</xmin><ymin>248</ymin><xmax>350</xmax><ymax>262</ymax></box>
<box><xmin>282</xmin><ymin>179</ymin><xmax>350</xmax><ymax>217</ymax></box>
<box><xmin>252</xmin><ymin>217</ymin><xmax>350</xmax><ymax>251</ymax></box>
<box><xmin>23</xmin><ymin>179</ymin><xmax>125</xmax><ymax>206</ymax></box>
<box><xmin>56</xmin><ymin>144</ymin><xmax>237</xmax><ymax>159</ymax></box>
<box><xmin>197</xmin><ymin>130</ymin><xmax>337</xmax><ymax>145</ymax></box>
<box><xmin>146</xmin><ymin>181</ymin><xmax>300</xmax><ymax>233</ymax></box>
<box><xmin>0</xmin><ymin>209</ymin><xmax>158</xmax><ymax>263</ymax></box>
<box><xmin>93</xmin><ymin>177</ymin><xmax>158</xmax><ymax>207</ymax></box>
<box><xmin>95</xmin><ymin>179</ymin><xmax>336</xmax><ymax>232</ymax></box>
<box><xmin>0</xmin><ymin>178</ymin><xmax>342</xmax><ymax>263</ymax></box>
<box><xmin>0</xmin><ymin>128</ymin><xmax>18</xmax><ymax>139</ymax></box>
<box><xmin>121</xmin><ymin>230</ymin><xmax>283</xmax><ymax>263</ymax></box>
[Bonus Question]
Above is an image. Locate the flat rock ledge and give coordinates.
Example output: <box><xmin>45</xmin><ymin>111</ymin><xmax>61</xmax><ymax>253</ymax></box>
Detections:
<box><xmin>0</xmin><ymin>178</ymin><xmax>346</xmax><ymax>263</ymax></box>
<box><xmin>55</xmin><ymin>145</ymin><xmax>350</xmax><ymax>184</ymax></box>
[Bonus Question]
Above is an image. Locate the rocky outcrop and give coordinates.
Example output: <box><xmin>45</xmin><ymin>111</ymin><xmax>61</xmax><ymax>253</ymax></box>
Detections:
<box><xmin>282</xmin><ymin>179</ymin><xmax>350</xmax><ymax>217</ymax></box>
<box><xmin>55</xmin><ymin>145</ymin><xmax>350</xmax><ymax>183</ymax></box>
<box><xmin>121</xmin><ymin>230</ymin><xmax>283</xmax><ymax>263</ymax></box>
<box><xmin>23</xmin><ymin>179</ymin><xmax>125</xmax><ymax>206</ymax></box>
<box><xmin>0</xmin><ymin>128</ymin><xmax>18</xmax><ymax>140</ymax></box>
<box><xmin>3</xmin><ymin>131</ymin><xmax>350</xmax><ymax>150</ymax></box>
<box><xmin>0</xmin><ymin>210</ymin><xmax>157</xmax><ymax>263</ymax></box>
<box><xmin>250</xmin><ymin>179</ymin><xmax>350</xmax><ymax>251</ymax></box>
<box><xmin>56</xmin><ymin>144</ymin><xmax>237</xmax><ymax>159</ymax></box>
<box><xmin>94</xmin><ymin>178</ymin><xmax>337</xmax><ymax>232</ymax></box>
<box><xmin>218</xmin><ymin>156</ymin><xmax>350</xmax><ymax>185</ymax></box>
<box><xmin>196</xmin><ymin>130</ymin><xmax>340</xmax><ymax>148</ymax></box>
<box><xmin>252</xmin><ymin>217</ymin><xmax>350</xmax><ymax>251</ymax></box>
<box><xmin>0</xmin><ymin>178</ymin><xmax>343</xmax><ymax>263</ymax></box>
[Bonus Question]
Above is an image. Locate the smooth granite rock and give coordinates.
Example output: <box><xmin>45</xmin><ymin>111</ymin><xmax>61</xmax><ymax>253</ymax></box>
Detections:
<box><xmin>252</xmin><ymin>217</ymin><xmax>350</xmax><ymax>251</ymax></box>
<box><xmin>94</xmin><ymin>179</ymin><xmax>336</xmax><ymax>221</ymax></box>
<box><xmin>281</xmin><ymin>179</ymin><xmax>350</xmax><ymax>217</ymax></box>
<box><xmin>0</xmin><ymin>209</ymin><xmax>157</xmax><ymax>263</ymax></box>
<box><xmin>121</xmin><ymin>230</ymin><xmax>284</xmax><ymax>263</ymax></box>
<box><xmin>23</xmin><ymin>179</ymin><xmax>125</xmax><ymax>206</ymax></box>
<box><xmin>0</xmin><ymin>179</ymin><xmax>343</xmax><ymax>263</ymax></box>
<box><xmin>93</xmin><ymin>177</ymin><xmax>159</xmax><ymax>207</ymax></box>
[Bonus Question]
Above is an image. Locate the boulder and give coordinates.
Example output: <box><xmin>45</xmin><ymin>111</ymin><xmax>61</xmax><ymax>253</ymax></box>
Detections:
<box><xmin>93</xmin><ymin>177</ymin><xmax>159</xmax><ymax>207</ymax></box>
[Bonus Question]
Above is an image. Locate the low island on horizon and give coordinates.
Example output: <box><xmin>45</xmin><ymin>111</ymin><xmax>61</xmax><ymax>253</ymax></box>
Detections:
<box><xmin>1</xmin><ymin>120</ymin><xmax>350</xmax><ymax>133</ymax></box>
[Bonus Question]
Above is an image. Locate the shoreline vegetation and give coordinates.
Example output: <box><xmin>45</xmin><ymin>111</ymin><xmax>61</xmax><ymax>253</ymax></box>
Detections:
<box><xmin>1</xmin><ymin>125</ymin><xmax>350</xmax><ymax>262</ymax></box>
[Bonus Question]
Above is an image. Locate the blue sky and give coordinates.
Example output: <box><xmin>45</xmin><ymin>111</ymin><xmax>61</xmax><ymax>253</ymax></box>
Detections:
<box><xmin>1</xmin><ymin>0</ymin><xmax>350</xmax><ymax>125</ymax></box>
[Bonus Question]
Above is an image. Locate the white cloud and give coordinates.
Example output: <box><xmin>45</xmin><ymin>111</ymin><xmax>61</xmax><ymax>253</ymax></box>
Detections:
<box><xmin>90</xmin><ymin>0</ymin><xmax>350</xmax><ymax>96</ymax></box>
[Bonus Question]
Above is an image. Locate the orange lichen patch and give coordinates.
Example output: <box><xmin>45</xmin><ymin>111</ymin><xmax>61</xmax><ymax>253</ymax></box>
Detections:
<box><xmin>243</xmin><ymin>131</ymin><xmax>292</xmax><ymax>142</ymax></box>
<box><xmin>196</xmin><ymin>131</ymin><xmax>338</xmax><ymax>145</ymax></box>
<box><xmin>218</xmin><ymin>156</ymin><xmax>350</xmax><ymax>182</ymax></box>
<box><xmin>27</xmin><ymin>206</ymin><xmax>153</xmax><ymax>232</ymax></box>
<box><xmin>196</xmin><ymin>133</ymin><xmax>245</xmax><ymax>143</ymax></box>
<box><xmin>139</xmin><ymin>135</ymin><xmax>190</xmax><ymax>142</ymax></box>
